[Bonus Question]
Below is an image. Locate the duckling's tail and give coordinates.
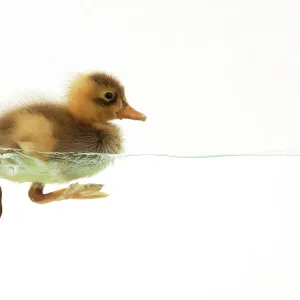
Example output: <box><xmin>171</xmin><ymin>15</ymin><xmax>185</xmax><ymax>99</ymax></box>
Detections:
<box><xmin>0</xmin><ymin>185</ymin><xmax>2</xmax><ymax>218</ymax></box>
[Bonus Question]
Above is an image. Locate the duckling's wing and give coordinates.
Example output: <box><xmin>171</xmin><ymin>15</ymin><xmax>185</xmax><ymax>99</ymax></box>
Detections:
<box><xmin>0</xmin><ymin>111</ymin><xmax>59</xmax><ymax>182</ymax></box>
<box><xmin>12</xmin><ymin>111</ymin><xmax>57</xmax><ymax>157</ymax></box>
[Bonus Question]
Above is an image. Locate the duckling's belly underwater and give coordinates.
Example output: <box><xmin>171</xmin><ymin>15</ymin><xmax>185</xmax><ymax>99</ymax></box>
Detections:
<box><xmin>0</xmin><ymin>151</ymin><xmax>115</xmax><ymax>184</ymax></box>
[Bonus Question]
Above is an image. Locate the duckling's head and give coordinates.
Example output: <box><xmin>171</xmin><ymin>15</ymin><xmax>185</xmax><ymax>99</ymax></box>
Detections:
<box><xmin>67</xmin><ymin>72</ymin><xmax>146</xmax><ymax>125</ymax></box>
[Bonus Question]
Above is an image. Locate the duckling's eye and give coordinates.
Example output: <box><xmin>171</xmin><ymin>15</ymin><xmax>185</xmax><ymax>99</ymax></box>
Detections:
<box><xmin>104</xmin><ymin>92</ymin><xmax>114</xmax><ymax>100</ymax></box>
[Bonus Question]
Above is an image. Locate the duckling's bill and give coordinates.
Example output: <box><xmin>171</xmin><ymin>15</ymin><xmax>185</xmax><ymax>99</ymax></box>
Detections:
<box><xmin>117</xmin><ymin>105</ymin><xmax>146</xmax><ymax>121</ymax></box>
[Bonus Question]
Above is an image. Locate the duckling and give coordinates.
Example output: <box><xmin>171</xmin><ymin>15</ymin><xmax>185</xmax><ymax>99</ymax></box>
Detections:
<box><xmin>0</xmin><ymin>72</ymin><xmax>146</xmax><ymax>217</ymax></box>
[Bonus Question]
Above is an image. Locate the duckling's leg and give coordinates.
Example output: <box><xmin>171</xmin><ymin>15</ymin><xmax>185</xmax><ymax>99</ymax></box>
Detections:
<box><xmin>28</xmin><ymin>182</ymin><xmax>108</xmax><ymax>204</ymax></box>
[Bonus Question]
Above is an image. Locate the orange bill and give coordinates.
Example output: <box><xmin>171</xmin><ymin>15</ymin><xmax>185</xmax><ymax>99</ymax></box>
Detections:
<box><xmin>117</xmin><ymin>105</ymin><xmax>146</xmax><ymax>121</ymax></box>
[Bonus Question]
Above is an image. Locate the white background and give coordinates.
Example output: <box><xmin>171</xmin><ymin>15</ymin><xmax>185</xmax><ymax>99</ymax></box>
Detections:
<box><xmin>1</xmin><ymin>0</ymin><xmax>300</xmax><ymax>299</ymax></box>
